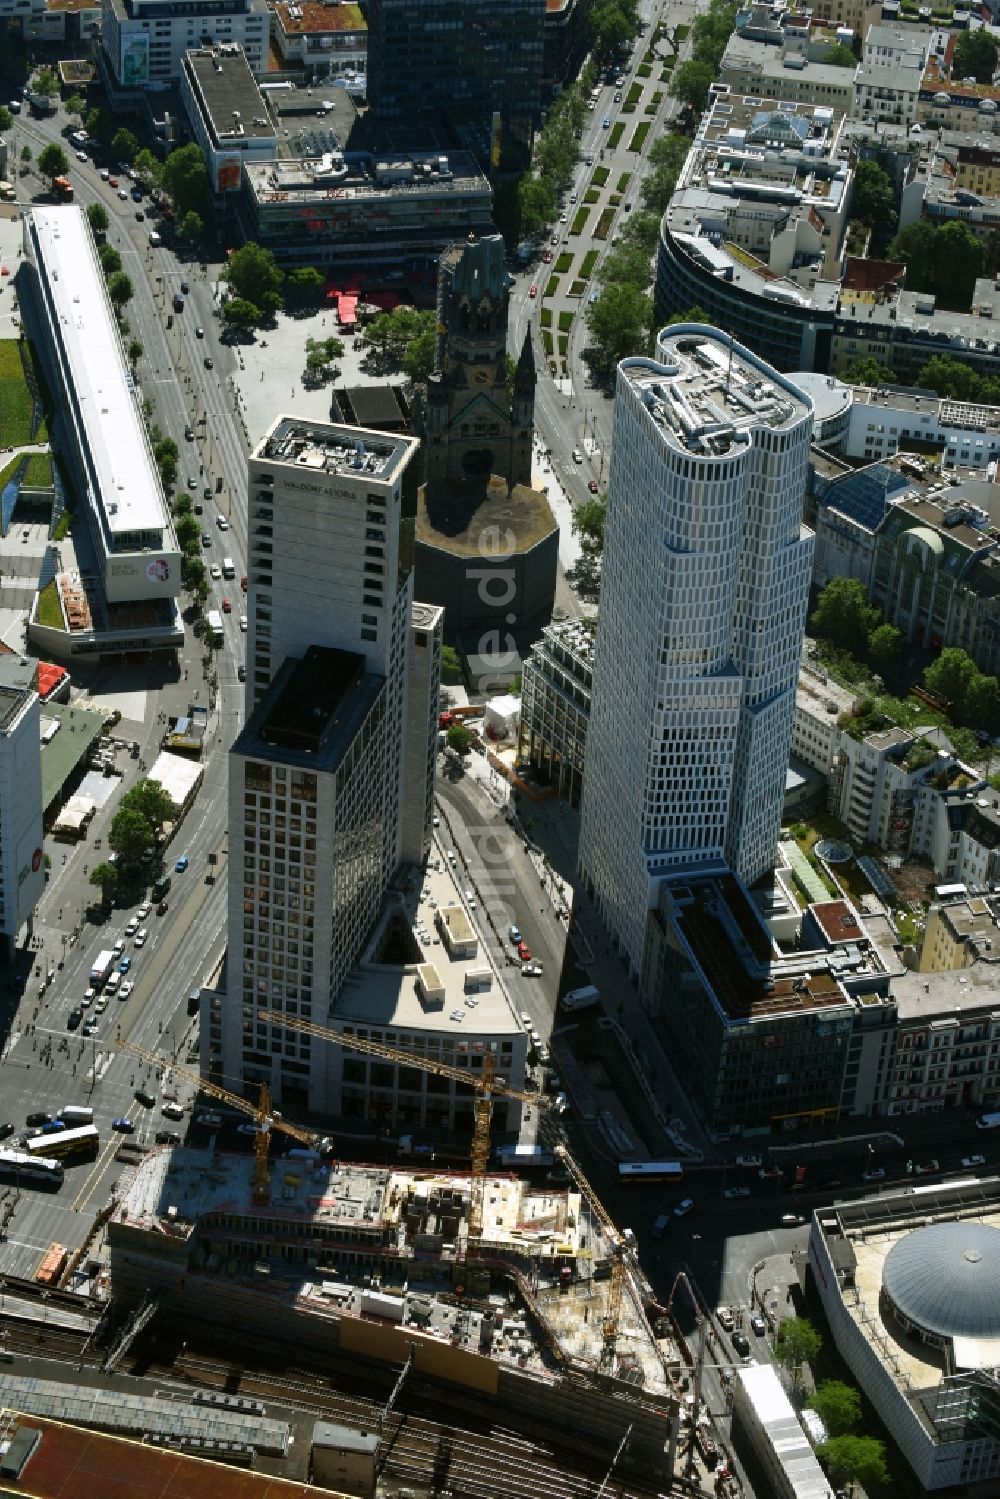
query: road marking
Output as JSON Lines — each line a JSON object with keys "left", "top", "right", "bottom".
{"left": 70, "top": 1118, "right": 133, "bottom": 1213}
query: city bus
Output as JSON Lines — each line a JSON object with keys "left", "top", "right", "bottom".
{"left": 206, "top": 609, "right": 224, "bottom": 646}
{"left": 618, "top": 1161, "right": 684, "bottom": 1184}
{"left": 0, "top": 1148, "right": 64, "bottom": 1188}
{"left": 25, "top": 1124, "right": 99, "bottom": 1161}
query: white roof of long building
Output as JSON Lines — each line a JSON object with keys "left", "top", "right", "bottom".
{"left": 30, "top": 207, "right": 167, "bottom": 538}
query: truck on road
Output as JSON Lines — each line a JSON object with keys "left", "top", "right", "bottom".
{"left": 90, "top": 949, "right": 115, "bottom": 987}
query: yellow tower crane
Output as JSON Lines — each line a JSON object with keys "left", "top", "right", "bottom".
{"left": 122, "top": 1040, "right": 321, "bottom": 1205}
{"left": 555, "top": 1144, "right": 629, "bottom": 1369}
{"left": 257, "top": 1009, "right": 548, "bottom": 1238}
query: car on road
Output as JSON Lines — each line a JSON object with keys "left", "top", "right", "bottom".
{"left": 94, "top": 995, "right": 109, "bottom": 1013}
{"left": 674, "top": 1198, "right": 695, "bottom": 1217}
{"left": 76, "top": 149, "right": 88, "bottom": 162}
{"left": 180, "top": 280, "right": 190, "bottom": 294}
{"left": 517, "top": 941, "right": 532, "bottom": 961}
{"left": 237, "top": 664, "right": 246, "bottom": 681}
{"left": 602, "top": 116, "right": 611, "bottom": 128}
{"left": 750, "top": 1313, "right": 767, "bottom": 1337}
{"left": 559, "top": 211, "right": 567, "bottom": 223}
{"left": 962, "top": 1154, "right": 986, "bottom": 1168}
{"left": 204, "top": 356, "right": 213, "bottom": 369}
{"left": 118, "top": 981, "right": 134, "bottom": 1000}
{"left": 780, "top": 1213, "right": 803, "bottom": 1226}
{"left": 113, "top": 937, "right": 127, "bottom": 954}
{"left": 758, "top": 1167, "right": 782, "bottom": 1179}
{"left": 113, "top": 1117, "right": 135, "bottom": 1133}
{"left": 542, "top": 250, "right": 553, "bottom": 263}
{"left": 108, "top": 176, "right": 119, "bottom": 188}
{"left": 210, "top": 563, "right": 222, "bottom": 579}
{"left": 155, "top": 1129, "right": 181, "bottom": 1145}
{"left": 195, "top": 326, "right": 204, "bottom": 338}
{"left": 135, "top": 210, "right": 144, "bottom": 221}
{"left": 138, "top": 903, "right": 151, "bottom": 919}
{"left": 131, "top": 188, "right": 142, "bottom": 201}
{"left": 67, "top": 1006, "right": 83, "bottom": 1030}
{"left": 863, "top": 1166, "right": 885, "bottom": 1182}
{"left": 217, "top": 515, "right": 229, "bottom": 530}
{"left": 914, "top": 1159, "right": 940, "bottom": 1176}
{"left": 134, "top": 928, "right": 148, "bottom": 947}
{"left": 716, "top": 1307, "right": 735, "bottom": 1332}
{"left": 82, "top": 989, "right": 95, "bottom": 1006}
{"left": 0, "top": 1123, "right": 14, "bottom": 1141}
{"left": 202, "top": 531, "right": 213, "bottom": 548}
{"left": 237, "top": 1122, "right": 261, "bottom": 1135}
{"left": 550, "top": 233, "right": 559, "bottom": 247}
{"left": 529, "top": 284, "right": 538, "bottom": 298}
{"left": 736, "top": 1154, "right": 762, "bottom": 1168}
{"left": 117, "top": 188, "right": 128, "bottom": 200}
{"left": 509, "top": 925, "right": 522, "bottom": 943}
{"left": 100, "top": 168, "right": 110, "bottom": 181}
{"left": 722, "top": 1186, "right": 750, "bottom": 1200}
{"left": 447, "top": 850, "right": 457, "bottom": 864}
{"left": 82, "top": 1018, "right": 98, "bottom": 1037}
{"left": 522, "top": 963, "right": 543, "bottom": 977}
{"left": 156, "top": 899, "right": 169, "bottom": 915}
{"left": 588, "top": 479, "right": 599, "bottom": 492}
{"left": 187, "top": 476, "right": 198, "bottom": 490}
{"left": 184, "top": 424, "right": 194, "bottom": 441}
{"left": 118, "top": 956, "right": 131, "bottom": 973}
{"left": 239, "top": 613, "right": 247, "bottom": 632}
{"left": 221, "top": 597, "right": 232, "bottom": 613}
{"left": 175, "top": 854, "right": 189, "bottom": 872}
{"left": 162, "top": 1102, "right": 184, "bottom": 1120}
{"left": 125, "top": 919, "right": 138, "bottom": 937}
{"left": 241, "top": 575, "right": 248, "bottom": 592}
{"left": 572, "top": 448, "right": 583, "bottom": 463}
{"left": 135, "top": 1088, "right": 156, "bottom": 1108}
{"left": 463, "top": 888, "right": 476, "bottom": 908}
{"left": 732, "top": 1331, "right": 751, "bottom": 1359}
{"left": 614, "top": 90, "right": 622, "bottom": 102}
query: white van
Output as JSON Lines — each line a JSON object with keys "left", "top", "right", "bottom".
{"left": 222, "top": 557, "right": 236, "bottom": 579}
{"left": 58, "top": 1105, "right": 94, "bottom": 1125}
{"left": 105, "top": 971, "right": 121, "bottom": 995}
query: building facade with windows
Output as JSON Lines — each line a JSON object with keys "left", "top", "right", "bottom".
{"left": 578, "top": 326, "right": 814, "bottom": 985}
{"left": 179, "top": 45, "right": 277, "bottom": 195}
{"left": 100, "top": 0, "right": 269, "bottom": 96}
{"left": 517, "top": 619, "right": 596, "bottom": 808}
{"left": 0, "top": 658, "right": 44, "bottom": 958}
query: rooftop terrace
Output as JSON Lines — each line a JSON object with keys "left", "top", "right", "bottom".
{"left": 257, "top": 416, "right": 416, "bottom": 486}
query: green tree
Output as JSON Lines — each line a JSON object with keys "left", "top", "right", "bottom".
{"left": 841, "top": 356, "right": 897, "bottom": 386}
{"left": 590, "top": 1, "right": 636, "bottom": 56}
{"left": 808, "top": 1380, "right": 862, "bottom": 1437}
{"left": 818, "top": 1435, "right": 890, "bottom": 1490}
{"left": 824, "top": 42, "right": 857, "bottom": 67}
{"left": 132, "top": 148, "right": 162, "bottom": 186}
{"left": 125, "top": 778, "right": 174, "bottom": 829}
{"left": 519, "top": 174, "right": 557, "bottom": 235}
{"left": 64, "top": 93, "right": 85, "bottom": 123}
{"left": 868, "top": 622, "right": 903, "bottom": 669}
{"left": 37, "top": 142, "right": 69, "bottom": 186}
{"left": 810, "top": 577, "right": 880, "bottom": 655}
{"left": 0, "top": 106, "right": 12, "bottom": 133}
{"left": 222, "top": 296, "right": 262, "bottom": 330}
{"left": 127, "top": 338, "right": 143, "bottom": 367}
{"left": 670, "top": 59, "right": 714, "bottom": 112}
{"left": 599, "top": 240, "right": 653, "bottom": 291}
{"left": 853, "top": 160, "right": 896, "bottom": 234}
{"left": 108, "top": 806, "right": 155, "bottom": 864}
{"left": 923, "top": 647, "right": 979, "bottom": 712}
{"left": 572, "top": 495, "right": 607, "bottom": 554}
{"left": 172, "top": 492, "right": 193, "bottom": 517}
{"left": 691, "top": 0, "right": 738, "bottom": 70}
{"left": 641, "top": 133, "right": 690, "bottom": 215}
{"left": 84, "top": 106, "right": 107, "bottom": 138}
{"left": 916, "top": 354, "right": 984, "bottom": 402}
{"left": 447, "top": 722, "right": 475, "bottom": 755}
{"left": 620, "top": 209, "right": 661, "bottom": 256}
{"left": 20, "top": 145, "right": 31, "bottom": 168}
{"left": 97, "top": 243, "right": 122, "bottom": 275}
{"left": 180, "top": 209, "right": 204, "bottom": 243}
{"left": 967, "top": 672, "right": 1000, "bottom": 735}
{"left": 953, "top": 28, "right": 1000, "bottom": 84}
{"left": 85, "top": 201, "right": 109, "bottom": 237}
{"left": 286, "top": 265, "right": 325, "bottom": 301}
{"left": 182, "top": 554, "right": 206, "bottom": 591}
{"left": 773, "top": 1317, "right": 822, "bottom": 1375}
{"left": 160, "top": 142, "right": 211, "bottom": 221}
{"left": 107, "top": 270, "right": 134, "bottom": 310}
{"left": 31, "top": 67, "right": 59, "bottom": 98}
{"left": 402, "top": 321, "right": 437, "bottom": 383}
{"left": 441, "top": 644, "right": 462, "bottom": 684}
{"left": 111, "top": 127, "right": 138, "bottom": 162}
{"left": 889, "top": 220, "right": 984, "bottom": 308}
{"left": 89, "top": 862, "right": 118, "bottom": 899}
{"left": 221, "top": 241, "right": 283, "bottom": 311}
{"left": 667, "top": 304, "right": 715, "bottom": 326}
{"left": 586, "top": 282, "right": 651, "bottom": 368}
{"left": 175, "top": 513, "right": 202, "bottom": 551}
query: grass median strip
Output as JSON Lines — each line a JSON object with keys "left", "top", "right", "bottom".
{"left": 629, "top": 122, "right": 651, "bottom": 152}
{"left": 581, "top": 250, "right": 599, "bottom": 276}
{"left": 592, "top": 166, "right": 610, "bottom": 187}
{"left": 555, "top": 252, "right": 573, "bottom": 274}
{"left": 570, "top": 208, "right": 589, "bottom": 235}
{"left": 544, "top": 275, "right": 560, "bottom": 298}
{"left": 609, "top": 122, "right": 625, "bottom": 148}
{"left": 617, "top": 172, "right": 632, "bottom": 192}
{"left": 558, "top": 310, "right": 574, "bottom": 332}
{"left": 595, "top": 208, "right": 614, "bottom": 239}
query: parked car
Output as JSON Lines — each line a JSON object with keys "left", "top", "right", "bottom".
{"left": 155, "top": 1130, "right": 181, "bottom": 1145}
{"left": 716, "top": 1307, "right": 735, "bottom": 1332}
{"left": 522, "top": 963, "right": 543, "bottom": 977}
{"left": 863, "top": 1166, "right": 885, "bottom": 1182}
{"left": 674, "top": 1198, "right": 694, "bottom": 1217}
{"left": 750, "top": 1313, "right": 767, "bottom": 1337}
{"left": 735, "top": 1154, "right": 762, "bottom": 1168}
{"left": 156, "top": 900, "right": 169, "bottom": 915}
{"left": 137, "top": 903, "right": 151, "bottom": 919}
{"left": 780, "top": 1213, "right": 803, "bottom": 1226}
{"left": 962, "top": 1154, "right": 986, "bottom": 1168}
{"left": 914, "top": 1159, "right": 940, "bottom": 1176}
{"left": 722, "top": 1186, "right": 750, "bottom": 1200}
{"left": 113, "top": 1117, "right": 135, "bottom": 1133}
{"left": 134, "top": 928, "right": 148, "bottom": 947}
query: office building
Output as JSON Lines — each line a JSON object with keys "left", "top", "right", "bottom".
{"left": 401, "top": 601, "right": 444, "bottom": 866}
{"left": 179, "top": 45, "right": 277, "bottom": 196}
{"left": 579, "top": 326, "right": 814, "bottom": 984}
{"left": 100, "top": 0, "right": 269, "bottom": 97}
{"left": 364, "top": 0, "right": 545, "bottom": 168}
{"left": 23, "top": 207, "right": 183, "bottom": 660}
{"left": 269, "top": 1, "right": 367, "bottom": 82}
{"left": 0, "top": 658, "right": 45, "bottom": 957}
{"left": 240, "top": 150, "right": 493, "bottom": 271}
{"left": 518, "top": 619, "right": 596, "bottom": 807}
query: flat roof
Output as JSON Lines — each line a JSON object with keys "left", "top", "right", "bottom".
{"left": 183, "top": 46, "right": 275, "bottom": 144}
{"left": 735, "top": 1365, "right": 831, "bottom": 1499}
{"left": 28, "top": 208, "right": 168, "bottom": 540}
{"left": 257, "top": 415, "right": 418, "bottom": 489}
{"left": 245, "top": 151, "right": 490, "bottom": 209}
{"left": 335, "top": 853, "right": 522, "bottom": 1037}
{"left": 620, "top": 327, "right": 811, "bottom": 460}
{"left": 274, "top": 0, "right": 365, "bottom": 33}
{"left": 236, "top": 647, "right": 384, "bottom": 771}
{"left": 39, "top": 700, "right": 105, "bottom": 810}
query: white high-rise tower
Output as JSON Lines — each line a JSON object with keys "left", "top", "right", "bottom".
{"left": 579, "top": 326, "right": 814, "bottom": 982}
